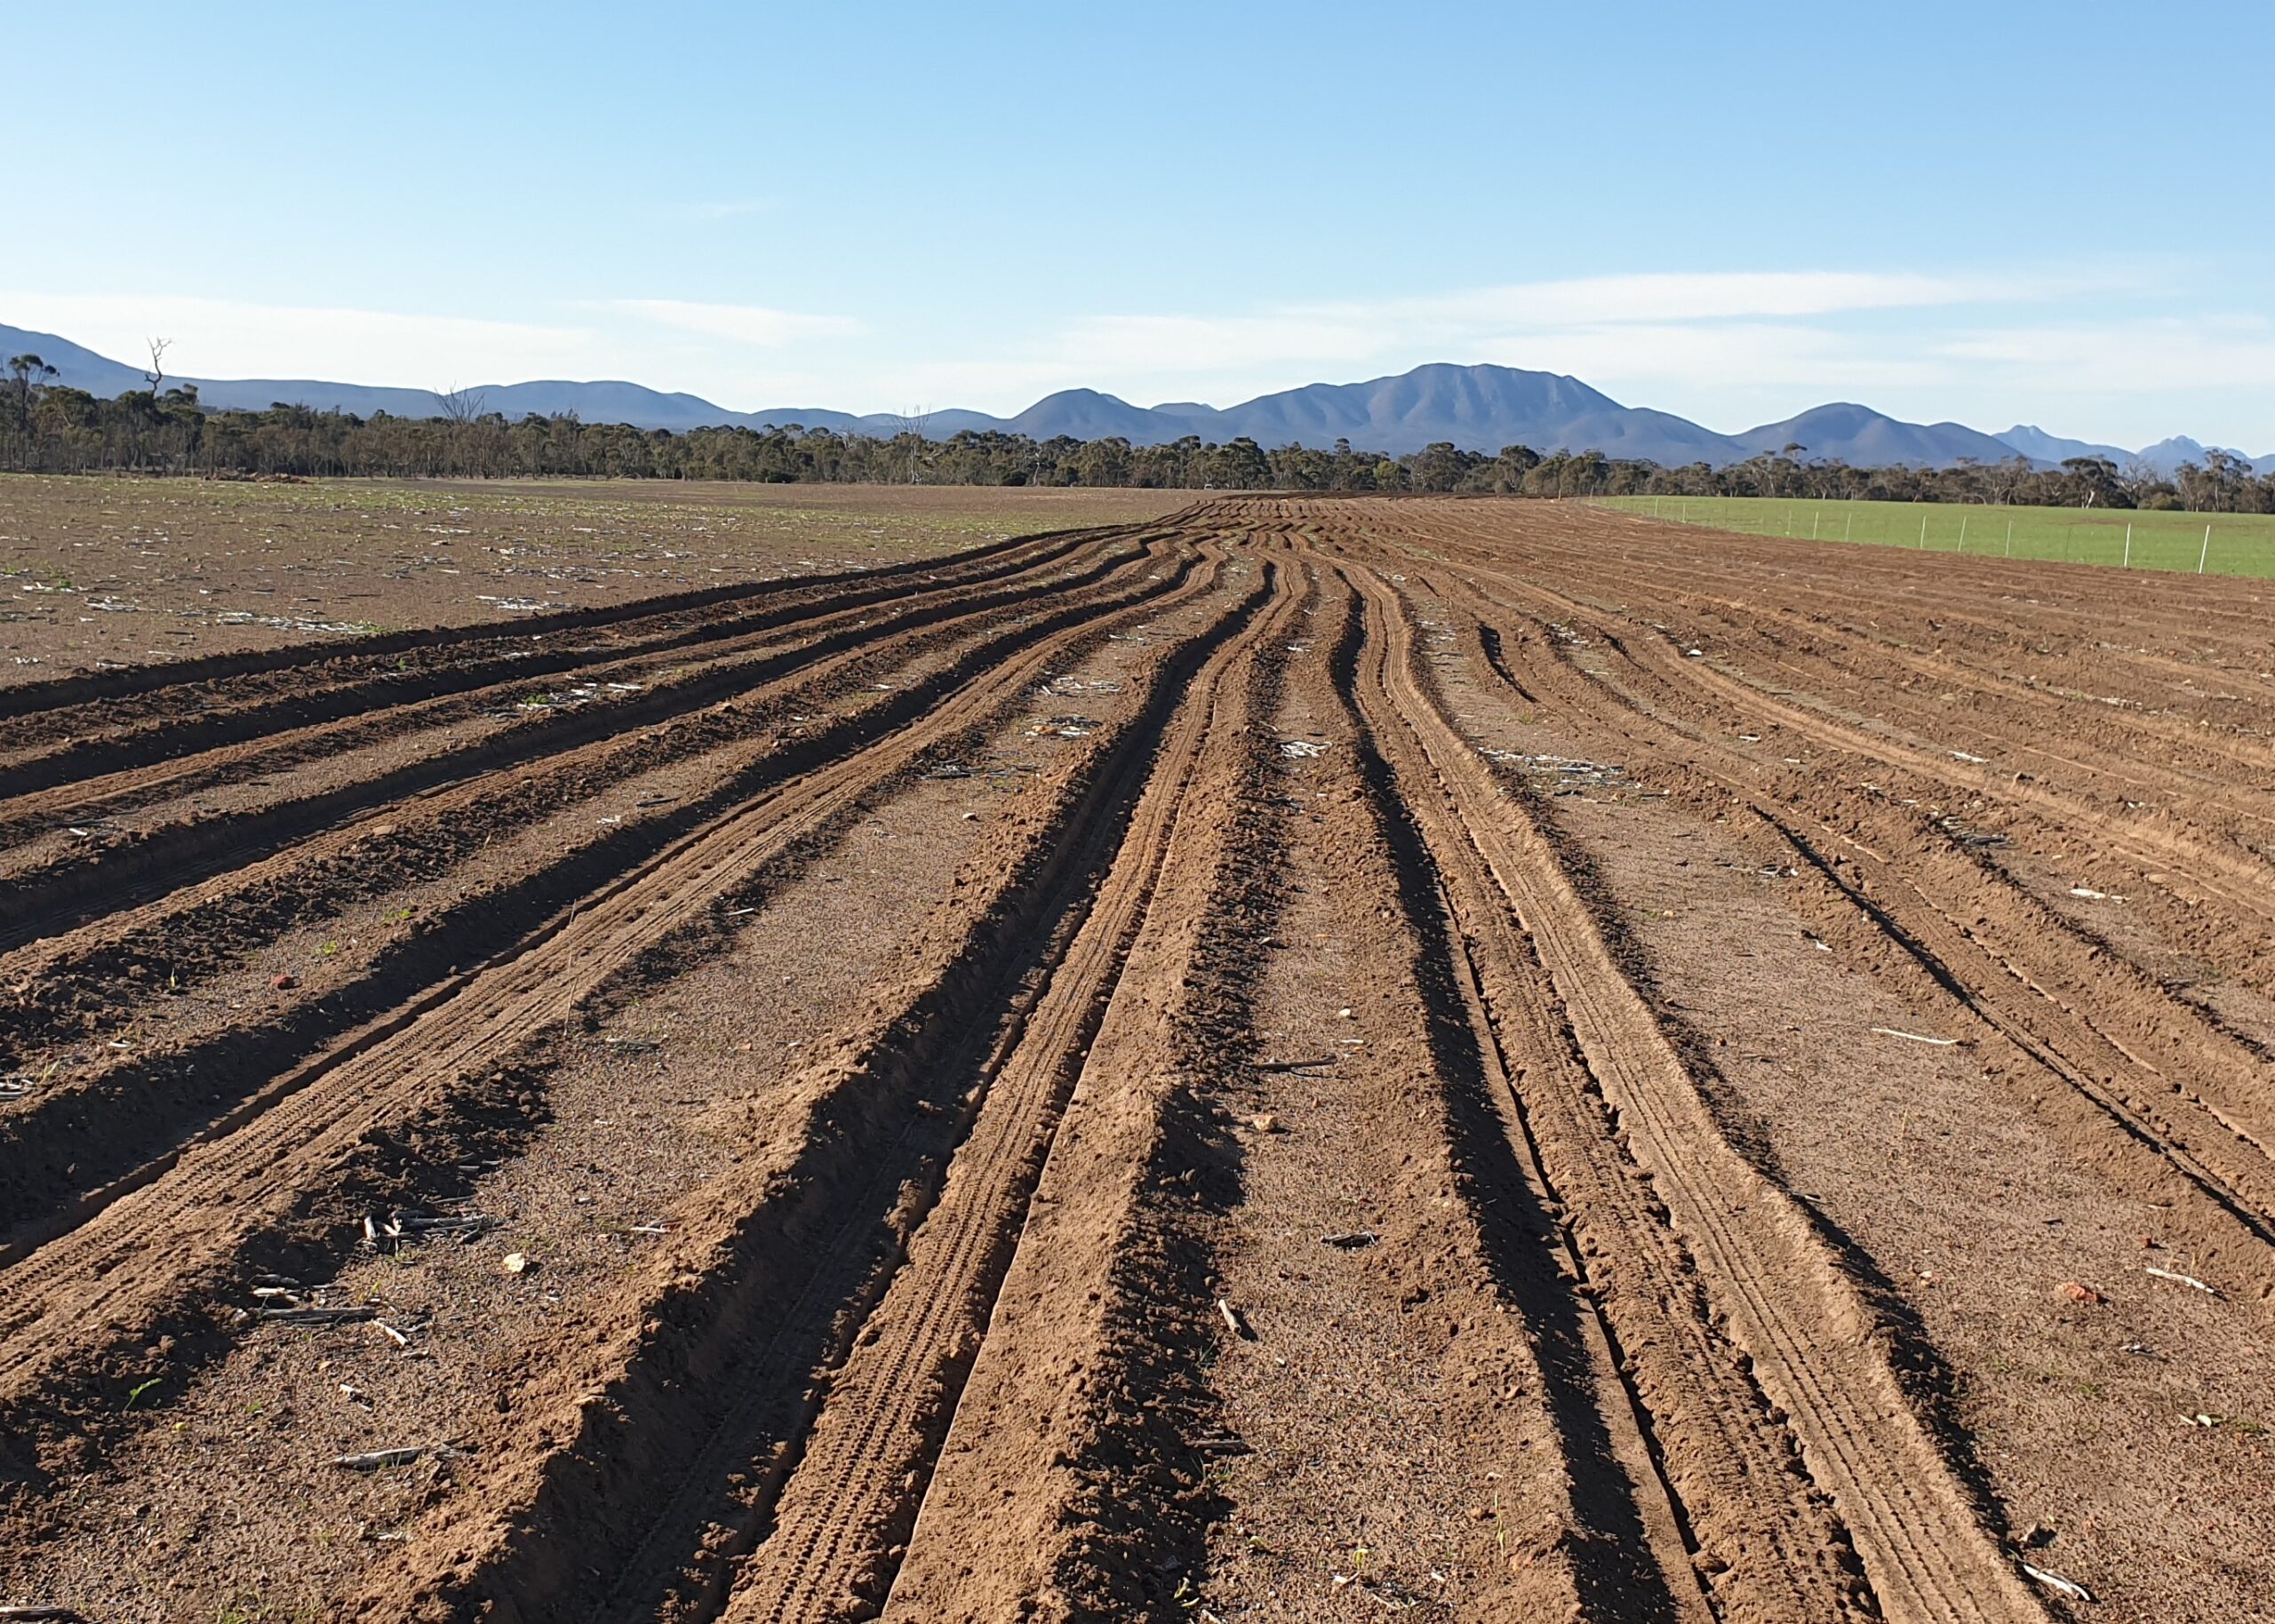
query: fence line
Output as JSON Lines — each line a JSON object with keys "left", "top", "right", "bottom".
{"left": 1588, "top": 498, "right": 2267, "bottom": 580}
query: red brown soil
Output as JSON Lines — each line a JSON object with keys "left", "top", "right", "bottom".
{"left": 2, "top": 495, "right": 2271, "bottom": 1624}
{"left": 0, "top": 474, "right": 1193, "bottom": 682}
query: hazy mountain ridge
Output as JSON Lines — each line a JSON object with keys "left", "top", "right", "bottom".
{"left": 1993, "top": 422, "right": 2268, "bottom": 475}
{"left": 5, "top": 322, "right": 2264, "bottom": 474}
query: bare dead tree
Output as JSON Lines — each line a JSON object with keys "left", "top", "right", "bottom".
{"left": 436, "top": 384, "right": 489, "bottom": 426}
{"left": 145, "top": 337, "right": 172, "bottom": 397}
{"left": 887, "top": 404, "right": 935, "bottom": 483}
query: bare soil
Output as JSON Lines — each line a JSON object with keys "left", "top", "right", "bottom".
{"left": 3, "top": 493, "right": 2271, "bottom": 1624}
{"left": 0, "top": 475, "right": 1193, "bottom": 682}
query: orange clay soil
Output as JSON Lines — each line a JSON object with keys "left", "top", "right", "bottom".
{"left": 2, "top": 495, "right": 2271, "bottom": 1624}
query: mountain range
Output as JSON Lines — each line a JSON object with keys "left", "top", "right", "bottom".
{"left": 5, "top": 322, "right": 2266, "bottom": 476}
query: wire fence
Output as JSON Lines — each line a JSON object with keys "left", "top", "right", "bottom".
{"left": 1591, "top": 496, "right": 2275, "bottom": 579}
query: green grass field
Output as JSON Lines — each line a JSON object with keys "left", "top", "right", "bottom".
{"left": 1592, "top": 495, "right": 2275, "bottom": 579}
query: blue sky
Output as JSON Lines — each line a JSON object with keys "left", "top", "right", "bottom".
{"left": 12, "top": 1, "right": 2274, "bottom": 449}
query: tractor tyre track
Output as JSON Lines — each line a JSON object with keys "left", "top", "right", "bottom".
{"left": 0, "top": 545, "right": 1228, "bottom": 1469}
{"left": 1339, "top": 558, "right": 2048, "bottom": 1624}
{"left": 355, "top": 555, "right": 1278, "bottom": 1624}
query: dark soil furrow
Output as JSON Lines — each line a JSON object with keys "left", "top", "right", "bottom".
{"left": 1345, "top": 559, "right": 2049, "bottom": 1623}
{"left": 715, "top": 555, "right": 1299, "bottom": 1624}
{"left": 0, "top": 549, "right": 1230, "bottom": 1468}
{"left": 0, "top": 535, "right": 1169, "bottom": 1095}
{"left": 1438, "top": 569, "right": 2275, "bottom": 1265}
{"left": 355, "top": 554, "right": 1275, "bottom": 1624}
{"left": 0, "top": 523, "right": 1111, "bottom": 854}
{"left": 0, "top": 532, "right": 1144, "bottom": 948}
{"left": 0, "top": 520, "right": 1124, "bottom": 733}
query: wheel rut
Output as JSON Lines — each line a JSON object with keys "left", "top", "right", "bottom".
{"left": 1337, "top": 557, "right": 2048, "bottom": 1624}
{"left": 0, "top": 540, "right": 1190, "bottom": 1238}
{"left": 353, "top": 546, "right": 1274, "bottom": 1624}
{"left": 714, "top": 555, "right": 1303, "bottom": 1624}
{"left": 1434, "top": 566, "right": 2275, "bottom": 1287}
{"left": 0, "top": 545, "right": 1225, "bottom": 1444}
{"left": 0, "top": 529, "right": 1138, "bottom": 949}
{"left": 8, "top": 496, "right": 2270, "bottom": 1624}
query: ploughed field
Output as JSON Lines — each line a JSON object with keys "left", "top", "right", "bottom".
{"left": 2, "top": 495, "right": 2271, "bottom": 1623}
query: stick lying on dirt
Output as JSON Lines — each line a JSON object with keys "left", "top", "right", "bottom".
{"left": 333, "top": 1446, "right": 424, "bottom": 1471}
{"left": 392, "top": 1213, "right": 493, "bottom": 1237}
{"left": 1216, "top": 1298, "right": 1255, "bottom": 1340}
{"left": 1321, "top": 1230, "right": 1379, "bottom": 1249}
{"left": 1871, "top": 1026, "right": 1963, "bottom": 1047}
{"left": 2020, "top": 1562, "right": 2095, "bottom": 1603}
{"left": 332, "top": 1444, "right": 460, "bottom": 1471}
{"left": 2145, "top": 1265, "right": 2222, "bottom": 1297}
{"left": 1255, "top": 1055, "right": 1337, "bottom": 1072}
{"left": 1189, "top": 1433, "right": 1253, "bottom": 1457}
{"left": 261, "top": 1305, "right": 379, "bottom": 1326}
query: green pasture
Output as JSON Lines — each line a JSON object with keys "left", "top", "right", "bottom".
{"left": 1592, "top": 495, "right": 2275, "bottom": 579}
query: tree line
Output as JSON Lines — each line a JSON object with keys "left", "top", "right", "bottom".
{"left": 5, "top": 353, "right": 2268, "bottom": 513}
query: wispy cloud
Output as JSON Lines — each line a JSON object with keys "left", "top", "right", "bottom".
{"left": 0, "top": 291, "right": 594, "bottom": 387}
{"left": 1379, "top": 268, "right": 2083, "bottom": 328}
{"left": 1934, "top": 314, "right": 2275, "bottom": 390}
{"left": 993, "top": 268, "right": 2101, "bottom": 391}
{"left": 877, "top": 263, "right": 2238, "bottom": 443}
{"left": 1054, "top": 313, "right": 1385, "bottom": 373}
{"left": 0, "top": 290, "right": 862, "bottom": 406}
{"left": 605, "top": 299, "right": 865, "bottom": 346}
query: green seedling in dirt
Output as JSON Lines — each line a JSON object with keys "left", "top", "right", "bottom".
{"left": 126, "top": 1376, "right": 164, "bottom": 1409}
{"left": 319, "top": 941, "right": 339, "bottom": 957}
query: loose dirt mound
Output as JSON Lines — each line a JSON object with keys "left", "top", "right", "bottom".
{"left": 3, "top": 498, "right": 2269, "bottom": 1623}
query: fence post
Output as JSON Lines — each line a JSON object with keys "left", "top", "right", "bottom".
{"left": 2123, "top": 522, "right": 2131, "bottom": 568}
{"left": 2199, "top": 522, "right": 2212, "bottom": 574}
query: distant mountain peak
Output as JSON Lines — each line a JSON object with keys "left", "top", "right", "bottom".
{"left": 3, "top": 319, "right": 2261, "bottom": 473}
